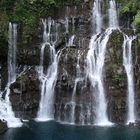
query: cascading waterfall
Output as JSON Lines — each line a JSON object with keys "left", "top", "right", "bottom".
{"left": 8, "top": 23, "right": 17, "bottom": 83}
{"left": 109, "top": 0, "right": 136, "bottom": 124}
{"left": 67, "top": 35, "right": 75, "bottom": 47}
{"left": 65, "top": 17, "right": 75, "bottom": 47}
{"left": 70, "top": 52, "right": 82, "bottom": 124}
{"left": 69, "top": 79, "right": 78, "bottom": 124}
{"left": 87, "top": 29, "right": 113, "bottom": 126}
{"left": 92, "top": 0, "right": 102, "bottom": 33}
{"left": 37, "top": 19, "right": 52, "bottom": 78}
{"left": 123, "top": 35, "right": 136, "bottom": 124}
{"left": 109, "top": 0, "right": 118, "bottom": 28}
{"left": 65, "top": 17, "right": 69, "bottom": 34}
{"left": 0, "top": 23, "right": 22, "bottom": 127}
{"left": 0, "top": 0, "right": 138, "bottom": 129}
{"left": 38, "top": 45, "right": 59, "bottom": 121}
{"left": 37, "top": 19, "right": 61, "bottom": 121}
{"left": 86, "top": 0, "right": 119, "bottom": 126}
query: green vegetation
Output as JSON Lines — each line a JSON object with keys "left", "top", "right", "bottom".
{"left": 0, "top": 0, "right": 81, "bottom": 44}
{"left": 119, "top": 0, "right": 140, "bottom": 45}
{"left": 120, "top": 0, "right": 140, "bottom": 27}
{"left": 1, "top": 0, "right": 140, "bottom": 45}
{"left": 112, "top": 74, "right": 124, "bottom": 83}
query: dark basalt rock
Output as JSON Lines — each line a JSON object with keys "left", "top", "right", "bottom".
{"left": 0, "top": 36, "right": 8, "bottom": 65}
{"left": 0, "top": 64, "right": 8, "bottom": 91}
{"left": 17, "top": 45, "right": 40, "bottom": 66}
{"left": 0, "top": 120, "right": 8, "bottom": 134}
{"left": 135, "top": 37, "right": 140, "bottom": 120}
{"left": 55, "top": 47, "right": 95, "bottom": 124}
{"left": 105, "top": 30, "right": 127, "bottom": 123}
{"left": 9, "top": 68, "right": 41, "bottom": 120}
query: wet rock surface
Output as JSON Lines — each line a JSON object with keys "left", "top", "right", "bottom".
{"left": 135, "top": 37, "right": 140, "bottom": 120}
{"left": 9, "top": 68, "right": 40, "bottom": 120}
{"left": 54, "top": 47, "right": 91, "bottom": 124}
{"left": 105, "top": 30, "right": 127, "bottom": 123}
{"left": 0, "top": 120, "right": 8, "bottom": 134}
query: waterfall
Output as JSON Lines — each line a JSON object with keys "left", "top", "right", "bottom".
{"left": 92, "top": 0, "right": 102, "bottom": 33}
{"left": 37, "top": 19, "right": 61, "bottom": 121}
{"left": 70, "top": 52, "right": 82, "bottom": 124}
{"left": 8, "top": 23, "right": 17, "bottom": 83}
{"left": 65, "top": 17, "right": 69, "bottom": 34}
{"left": 109, "top": 0, "right": 136, "bottom": 124}
{"left": 70, "top": 79, "right": 78, "bottom": 124}
{"left": 0, "top": 23, "right": 22, "bottom": 127}
{"left": 123, "top": 35, "right": 136, "bottom": 124}
{"left": 87, "top": 29, "right": 113, "bottom": 126}
{"left": 0, "top": 0, "right": 137, "bottom": 128}
{"left": 67, "top": 35, "right": 75, "bottom": 47}
{"left": 109, "top": 0, "right": 118, "bottom": 28}
{"left": 86, "top": 0, "right": 119, "bottom": 126}
{"left": 86, "top": 0, "right": 136, "bottom": 126}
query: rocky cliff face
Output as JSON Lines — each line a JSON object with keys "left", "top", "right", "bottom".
{"left": 54, "top": 29, "right": 140, "bottom": 124}
{"left": 0, "top": 0, "right": 140, "bottom": 125}
{"left": 105, "top": 30, "right": 127, "bottom": 123}
{"left": 135, "top": 38, "right": 140, "bottom": 121}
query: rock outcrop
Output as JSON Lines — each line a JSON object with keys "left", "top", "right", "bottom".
{"left": 105, "top": 30, "right": 127, "bottom": 123}
{"left": 9, "top": 68, "right": 40, "bottom": 120}
{"left": 0, "top": 120, "right": 8, "bottom": 134}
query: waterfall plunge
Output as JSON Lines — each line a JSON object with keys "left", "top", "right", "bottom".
{"left": 87, "top": 29, "right": 113, "bottom": 126}
{"left": 37, "top": 19, "right": 61, "bottom": 121}
{"left": 123, "top": 35, "right": 136, "bottom": 124}
{"left": 0, "top": 23, "right": 22, "bottom": 128}
{"left": 86, "top": 0, "right": 119, "bottom": 126}
{"left": 70, "top": 52, "right": 83, "bottom": 124}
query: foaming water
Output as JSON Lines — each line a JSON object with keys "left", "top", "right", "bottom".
{"left": 87, "top": 29, "right": 113, "bottom": 126}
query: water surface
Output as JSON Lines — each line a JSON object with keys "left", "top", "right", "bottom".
{"left": 1, "top": 121, "right": 140, "bottom": 140}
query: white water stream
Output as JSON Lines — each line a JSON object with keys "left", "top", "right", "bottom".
{"left": 37, "top": 19, "right": 61, "bottom": 121}
{"left": 0, "top": 23, "right": 22, "bottom": 128}
{"left": 123, "top": 35, "right": 136, "bottom": 124}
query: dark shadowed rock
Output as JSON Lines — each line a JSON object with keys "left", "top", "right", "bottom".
{"left": 9, "top": 68, "right": 41, "bottom": 120}
{"left": 0, "top": 120, "right": 8, "bottom": 134}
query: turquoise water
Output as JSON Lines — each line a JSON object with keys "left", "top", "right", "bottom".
{"left": 1, "top": 121, "right": 140, "bottom": 140}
